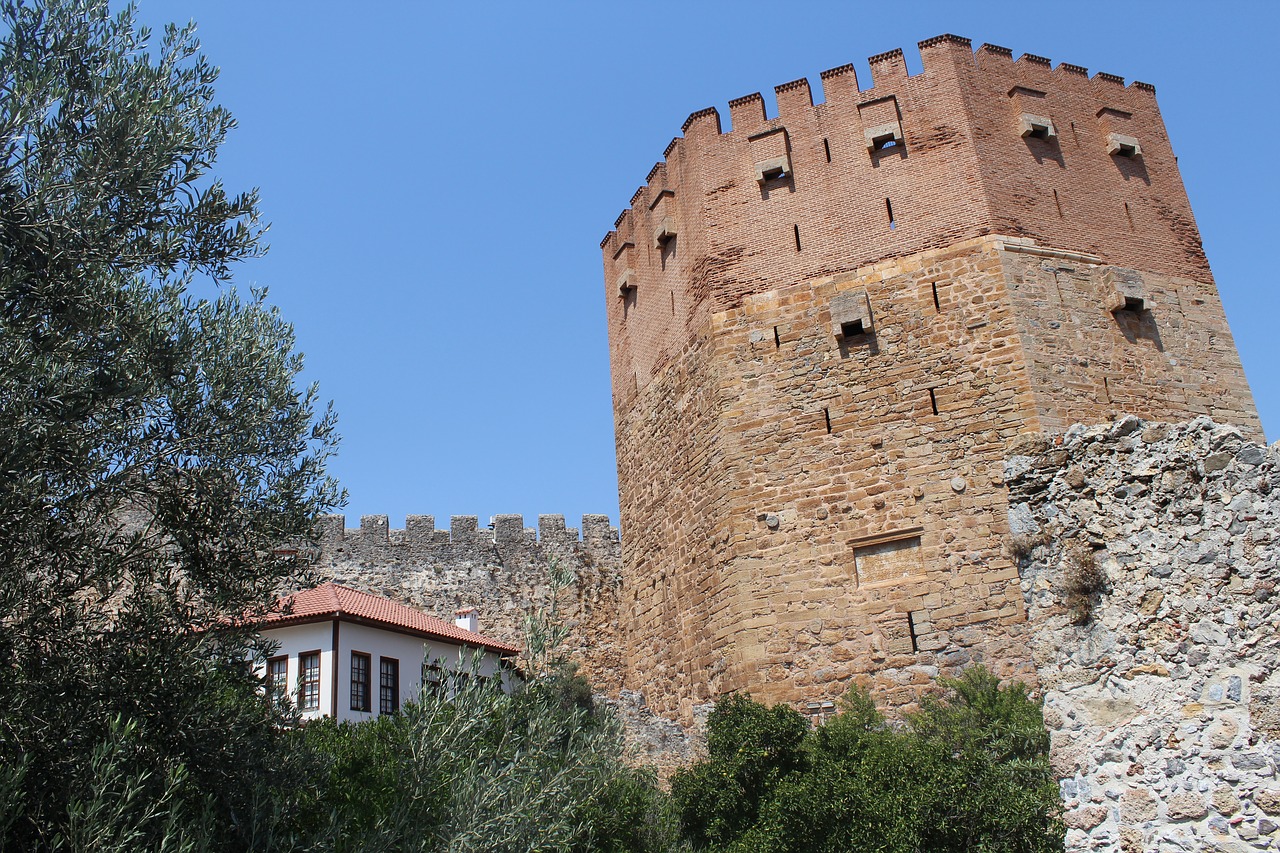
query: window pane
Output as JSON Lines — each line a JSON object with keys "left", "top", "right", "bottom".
{"left": 351, "top": 652, "right": 370, "bottom": 712}
{"left": 267, "top": 657, "right": 288, "bottom": 700}
{"left": 379, "top": 658, "right": 399, "bottom": 714}
{"left": 299, "top": 652, "right": 320, "bottom": 710}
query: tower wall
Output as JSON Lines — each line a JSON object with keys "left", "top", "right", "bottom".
{"left": 603, "top": 36, "right": 1260, "bottom": 721}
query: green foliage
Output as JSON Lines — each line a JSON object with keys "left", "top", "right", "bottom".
{"left": 289, "top": 713, "right": 415, "bottom": 844}
{"left": 907, "top": 668, "right": 1063, "bottom": 853}
{"left": 0, "top": 0, "right": 339, "bottom": 847}
{"left": 671, "top": 668, "right": 1064, "bottom": 853}
{"left": 670, "top": 694, "right": 809, "bottom": 849}
{"left": 287, "top": 661, "right": 680, "bottom": 853}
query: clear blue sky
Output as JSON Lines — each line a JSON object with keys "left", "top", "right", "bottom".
{"left": 141, "top": 1, "right": 1279, "bottom": 532}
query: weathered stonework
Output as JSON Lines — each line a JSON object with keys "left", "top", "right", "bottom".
{"left": 1009, "top": 417, "right": 1280, "bottom": 852}
{"left": 305, "top": 513, "right": 707, "bottom": 769}
{"left": 601, "top": 35, "right": 1260, "bottom": 721}
{"left": 309, "top": 513, "right": 625, "bottom": 692}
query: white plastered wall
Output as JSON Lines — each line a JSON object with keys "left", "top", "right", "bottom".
{"left": 260, "top": 620, "right": 513, "bottom": 724}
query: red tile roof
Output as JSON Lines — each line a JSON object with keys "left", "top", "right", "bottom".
{"left": 261, "top": 582, "right": 519, "bottom": 655}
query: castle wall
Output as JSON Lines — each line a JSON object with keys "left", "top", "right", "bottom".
{"left": 670, "top": 236, "right": 1045, "bottom": 716}
{"left": 602, "top": 35, "right": 1260, "bottom": 722}
{"left": 613, "top": 327, "right": 733, "bottom": 716}
{"left": 603, "top": 36, "right": 1216, "bottom": 397}
{"left": 308, "top": 513, "right": 624, "bottom": 691}
{"left": 1009, "top": 418, "right": 1280, "bottom": 852}
{"left": 999, "top": 245, "right": 1260, "bottom": 436}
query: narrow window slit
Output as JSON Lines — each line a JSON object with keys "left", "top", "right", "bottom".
{"left": 1102, "top": 376, "right": 1112, "bottom": 404}
{"left": 932, "top": 283, "right": 941, "bottom": 313}
{"left": 907, "top": 612, "right": 919, "bottom": 653}
{"left": 928, "top": 388, "right": 938, "bottom": 415}
{"left": 823, "top": 138, "right": 831, "bottom": 162}
{"left": 1053, "top": 189, "right": 1063, "bottom": 218}
{"left": 1124, "top": 202, "right": 1135, "bottom": 231}
{"left": 885, "top": 198, "right": 896, "bottom": 230}
{"left": 793, "top": 224, "right": 802, "bottom": 252}
{"left": 823, "top": 408, "right": 832, "bottom": 434}
{"left": 670, "top": 290, "right": 675, "bottom": 315}
{"left": 773, "top": 326, "right": 780, "bottom": 348}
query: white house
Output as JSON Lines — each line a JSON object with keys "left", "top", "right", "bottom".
{"left": 258, "top": 582, "right": 519, "bottom": 722}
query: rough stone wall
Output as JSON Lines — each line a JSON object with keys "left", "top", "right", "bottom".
{"left": 612, "top": 328, "right": 734, "bottom": 718}
{"left": 1009, "top": 418, "right": 1280, "bottom": 852}
{"left": 695, "top": 236, "right": 1042, "bottom": 716}
{"left": 309, "top": 513, "right": 625, "bottom": 692}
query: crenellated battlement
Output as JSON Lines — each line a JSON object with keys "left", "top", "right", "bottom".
{"left": 600, "top": 34, "right": 1164, "bottom": 275}
{"left": 599, "top": 33, "right": 1198, "bottom": 407}
{"left": 310, "top": 513, "right": 625, "bottom": 693}
{"left": 316, "top": 512, "right": 618, "bottom": 551}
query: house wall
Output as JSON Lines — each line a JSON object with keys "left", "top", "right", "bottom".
{"left": 260, "top": 621, "right": 334, "bottom": 720}
{"left": 261, "top": 620, "right": 511, "bottom": 723}
{"left": 333, "top": 621, "right": 510, "bottom": 723}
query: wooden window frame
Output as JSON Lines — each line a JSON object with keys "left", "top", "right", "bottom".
{"left": 379, "top": 656, "right": 400, "bottom": 715}
{"left": 350, "top": 651, "right": 371, "bottom": 712}
{"left": 424, "top": 661, "right": 445, "bottom": 697}
{"left": 298, "top": 650, "right": 322, "bottom": 711}
{"left": 266, "top": 655, "right": 288, "bottom": 701}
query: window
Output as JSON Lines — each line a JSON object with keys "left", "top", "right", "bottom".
{"left": 379, "top": 657, "right": 400, "bottom": 715}
{"left": 424, "top": 662, "right": 445, "bottom": 696}
{"left": 298, "top": 651, "right": 321, "bottom": 711}
{"left": 266, "top": 656, "right": 288, "bottom": 701}
{"left": 351, "top": 652, "right": 371, "bottom": 712}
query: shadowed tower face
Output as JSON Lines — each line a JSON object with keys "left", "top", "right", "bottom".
{"left": 600, "top": 35, "right": 1260, "bottom": 722}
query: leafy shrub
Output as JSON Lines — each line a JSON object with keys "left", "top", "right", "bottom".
{"left": 670, "top": 667, "right": 1063, "bottom": 853}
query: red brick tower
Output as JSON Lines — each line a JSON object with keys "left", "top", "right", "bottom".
{"left": 600, "top": 35, "right": 1259, "bottom": 721}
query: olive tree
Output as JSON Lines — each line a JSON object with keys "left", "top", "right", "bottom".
{"left": 0, "top": 1, "right": 340, "bottom": 847}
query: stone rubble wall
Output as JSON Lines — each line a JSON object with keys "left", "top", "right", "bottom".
{"left": 1008, "top": 417, "right": 1280, "bottom": 852}
{"left": 309, "top": 512, "right": 702, "bottom": 767}
{"left": 309, "top": 513, "right": 625, "bottom": 692}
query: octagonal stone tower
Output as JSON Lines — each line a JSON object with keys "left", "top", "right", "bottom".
{"left": 600, "top": 35, "right": 1260, "bottom": 721}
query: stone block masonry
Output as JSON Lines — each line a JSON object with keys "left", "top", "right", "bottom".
{"left": 309, "top": 513, "right": 625, "bottom": 691}
{"left": 601, "top": 34, "right": 1260, "bottom": 721}
{"left": 1009, "top": 418, "right": 1280, "bottom": 853}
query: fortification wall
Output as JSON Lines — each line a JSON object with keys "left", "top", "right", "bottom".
{"left": 602, "top": 35, "right": 1259, "bottom": 723}
{"left": 308, "top": 513, "right": 624, "bottom": 691}
{"left": 614, "top": 236, "right": 1260, "bottom": 721}
{"left": 603, "top": 35, "right": 1211, "bottom": 396}
{"left": 1000, "top": 245, "right": 1259, "bottom": 437}
{"left": 613, "top": 328, "right": 733, "bottom": 717}
{"left": 1009, "top": 418, "right": 1280, "bottom": 852}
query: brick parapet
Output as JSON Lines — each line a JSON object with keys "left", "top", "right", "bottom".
{"left": 602, "top": 35, "right": 1196, "bottom": 399}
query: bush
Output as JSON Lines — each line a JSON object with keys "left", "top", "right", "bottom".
{"left": 670, "top": 667, "right": 1063, "bottom": 853}
{"left": 291, "top": 662, "right": 680, "bottom": 853}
